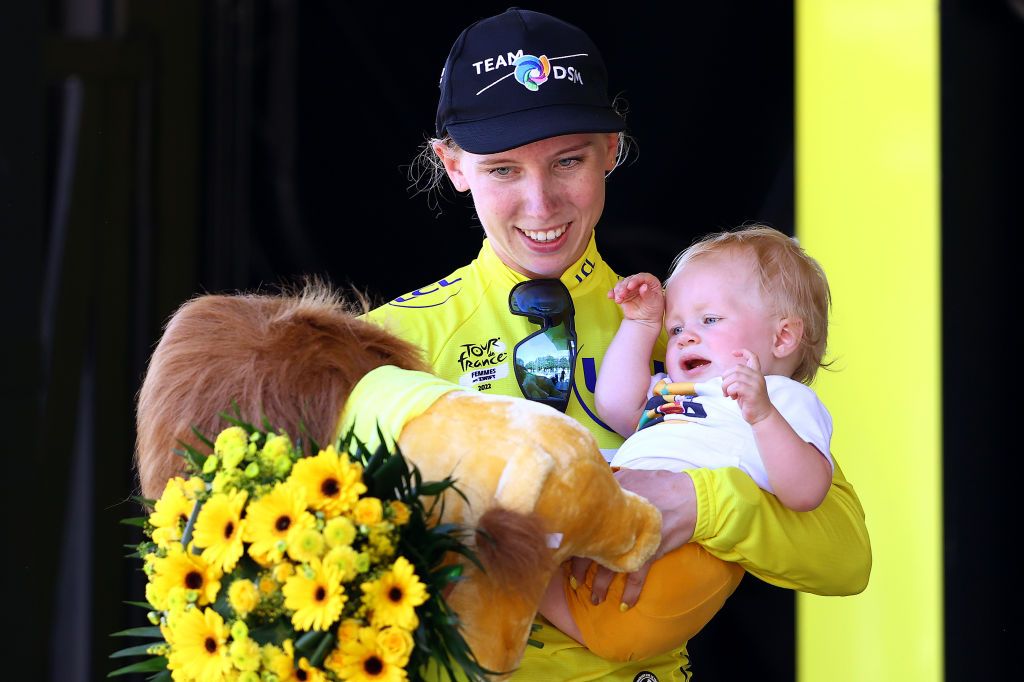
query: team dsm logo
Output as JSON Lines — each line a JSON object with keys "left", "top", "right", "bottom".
{"left": 473, "top": 50, "right": 585, "bottom": 93}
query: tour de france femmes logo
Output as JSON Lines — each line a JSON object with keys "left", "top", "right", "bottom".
{"left": 513, "top": 54, "right": 550, "bottom": 91}
{"left": 633, "top": 672, "right": 658, "bottom": 682}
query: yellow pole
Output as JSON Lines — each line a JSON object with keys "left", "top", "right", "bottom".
{"left": 796, "top": 1, "right": 941, "bottom": 681}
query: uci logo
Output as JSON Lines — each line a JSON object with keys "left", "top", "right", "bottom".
{"left": 389, "top": 277, "right": 462, "bottom": 309}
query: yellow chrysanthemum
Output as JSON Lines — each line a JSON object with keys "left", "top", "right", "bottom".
{"left": 388, "top": 501, "right": 411, "bottom": 526}
{"left": 361, "top": 557, "right": 428, "bottom": 630}
{"left": 287, "top": 446, "right": 366, "bottom": 516}
{"left": 192, "top": 489, "right": 248, "bottom": 573}
{"left": 261, "top": 433, "right": 292, "bottom": 463}
{"left": 287, "top": 527, "right": 326, "bottom": 564}
{"left": 323, "top": 516, "right": 357, "bottom": 548}
{"left": 332, "top": 626, "right": 407, "bottom": 682}
{"left": 211, "top": 469, "right": 244, "bottom": 494}
{"left": 368, "top": 529, "right": 396, "bottom": 560}
{"left": 149, "top": 477, "right": 197, "bottom": 548}
{"left": 165, "top": 607, "right": 232, "bottom": 682}
{"left": 377, "top": 626, "right": 414, "bottom": 667}
{"left": 227, "top": 579, "right": 260, "bottom": 616}
{"left": 272, "top": 562, "right": 295, "bottom": 583}
{"left": 243, "top": 482, "right": 315, "bottom": 565}
{"left": 282, "top": 558, "right": 346, "bottom": 631}
{"left": 261, "top": 642, "right": 292, "bottom": 678}
{"left": 259, "top": 575, "right": 278, "bottom": 595}
{"left": 214, "top": 426, "right": 249, "bottom": 470}
{"left": 150, "top": 545, "right": 222, "bottom": 609}
{"left": 229, "top": 636, "right": 261, "bottom": 672}
{"left": 353, "top": 497, "right": 384, "bottom": 526}
{"left": 323, "top": 545, "right": 361, "bottom": 582}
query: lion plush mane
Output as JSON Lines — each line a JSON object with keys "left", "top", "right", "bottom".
{"left": 134, "top": 285, "right": 661, "bottom": 677}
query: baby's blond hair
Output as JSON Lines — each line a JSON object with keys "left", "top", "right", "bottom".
{"left": 666, "top": 225, "right": 831, "bottom": 384}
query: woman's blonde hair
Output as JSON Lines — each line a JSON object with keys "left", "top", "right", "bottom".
{"left": 666, "top": 225, "right": 832, "bottom": 384}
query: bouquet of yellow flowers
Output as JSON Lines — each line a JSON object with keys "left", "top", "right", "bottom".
{"left": 111, "top": 413, "right": 488, "bottom": 682}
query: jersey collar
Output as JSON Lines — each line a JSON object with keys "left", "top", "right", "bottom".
{"left": 478, "top": 232, "right": 605, "bottom": 295}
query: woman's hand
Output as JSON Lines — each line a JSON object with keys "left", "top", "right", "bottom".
{"left": 571, "top": 469, "right": 697, "bottom": 608}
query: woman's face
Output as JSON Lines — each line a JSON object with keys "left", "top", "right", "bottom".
{"left": 437, "top": 133, "right": 619, "bottom": 279}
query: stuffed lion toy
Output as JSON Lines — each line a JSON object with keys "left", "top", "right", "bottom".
{"left": 135, "top": 285, "right": 661, "bottom": 678}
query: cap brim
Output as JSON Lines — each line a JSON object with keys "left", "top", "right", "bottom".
{"left": 446, "top": 105, "right": 625, "bottom": 155}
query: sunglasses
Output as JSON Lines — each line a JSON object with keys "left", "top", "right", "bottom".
{"left": 508, "top": 279, "right": 577, "bottom": 413}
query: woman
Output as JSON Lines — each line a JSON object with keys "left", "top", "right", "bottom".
{"left": 367, "top": 8, "right": 870, "bottom": 680}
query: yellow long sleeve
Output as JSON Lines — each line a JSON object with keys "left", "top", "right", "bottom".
{"left": 690, "top": 458, "right": 871, "bottom": 595}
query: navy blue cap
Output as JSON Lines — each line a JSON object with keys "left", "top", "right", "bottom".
{"left": 435, "top": 8, "right": 625, "bottom": 154}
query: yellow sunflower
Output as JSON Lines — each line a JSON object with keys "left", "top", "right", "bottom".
{"left": 331, "top": 626, "right": 408, "bottom": 682}
{"left": 149, "top": 545, "right": 222, "bottom": 609}
{"left": 293, "top": 657, "right": 328, "bottom": 682}
{"left": 165, "top": 607, "right": 232, "bottom": 682}
{"left": 361, "top": 557, "right": 428, "bottom": 630}
{"left": 243, "top": 482, "right": 315, "bottom": 564}
{"left": 282, "top": 558, "right": 346, "bottom": 631}
{"left": 149, "top": 477, "right": 197, "bottom": 549}
{"left": 192, "top": 489, "right": 248, "bottom": 573}
{"left": 287, "top": 445, "right": 366, "bottom": 517}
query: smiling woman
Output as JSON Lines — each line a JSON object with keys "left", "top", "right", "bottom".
{"left": 432, "top": 133, "right": 619, "bottom": 279}
{"left": 363, "top": 7, "right": 870, "bottom": 681}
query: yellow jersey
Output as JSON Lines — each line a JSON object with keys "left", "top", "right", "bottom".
{"left": 366, "top": 234, "right": 871, "bottom": 681}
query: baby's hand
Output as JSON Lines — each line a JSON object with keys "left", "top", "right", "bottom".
{"left": 721, "top": 349, "right": 774, "bottom": 425}
{"left": 607, "top": 273, "right": 664, "bottom": 325}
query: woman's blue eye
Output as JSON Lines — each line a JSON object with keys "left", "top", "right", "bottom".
{"left": 703, "top": 316, "right": 721, "bottom": 325}
{"left": 558, "top": 157, "right": 581, "bottom": 168}
{"left": 490, "top": 167, "right": 512, "bottom": 177}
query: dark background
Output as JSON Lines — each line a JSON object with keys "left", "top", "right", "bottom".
{"left": 1, "top": 1, "right": 1018, "bottom": 680}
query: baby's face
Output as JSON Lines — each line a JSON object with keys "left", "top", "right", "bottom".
{"left": 664, "top": 250, "right": 783, "bottom": 383}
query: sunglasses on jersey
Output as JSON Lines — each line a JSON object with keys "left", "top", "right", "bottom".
{"left": 508, "top": 279, "right": 577, "bottom": 413}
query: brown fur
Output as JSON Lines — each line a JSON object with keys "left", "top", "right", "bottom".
{"left": 475, "top": 508, "right": 555, "bottom": 597}
{"left": 135, "top": 285, "right": 428, "bottom": 499}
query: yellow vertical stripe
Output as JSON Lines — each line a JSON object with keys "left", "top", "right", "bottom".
{"left": 796, "top": 2, "right": 941, "bottom": 681}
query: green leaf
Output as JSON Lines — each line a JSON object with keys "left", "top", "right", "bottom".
{"left": 110, "top": 626, "right": 163, "bottom": 638}
{"left": 110, "top": 642, "right": 161, "bottom": 658}
{"left": 294, "top": 629, "right": 325, "bottom": 655}
{"left": 146, "top": 670, "right": 171, "bottom": 682}
{"left": 107, "top": 656, "right": 168, "bottom": 677}
{"left": 180, "top": 499, "right": 203, "bottom": 548}
{"left": 309, "top": 631, "right": 337, "bottom": 668}
{"left": 123, "top": 600, "right": 154, "bottom": 610}
{"left": 190, "top": 425, "right": 215, "bottom": 448}
{"left": 119, "top": 517, "right": 147, "bottom": 528}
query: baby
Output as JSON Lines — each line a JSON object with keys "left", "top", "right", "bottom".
{"left": 538, "top": 225, "right": 835, "bottom": 661}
